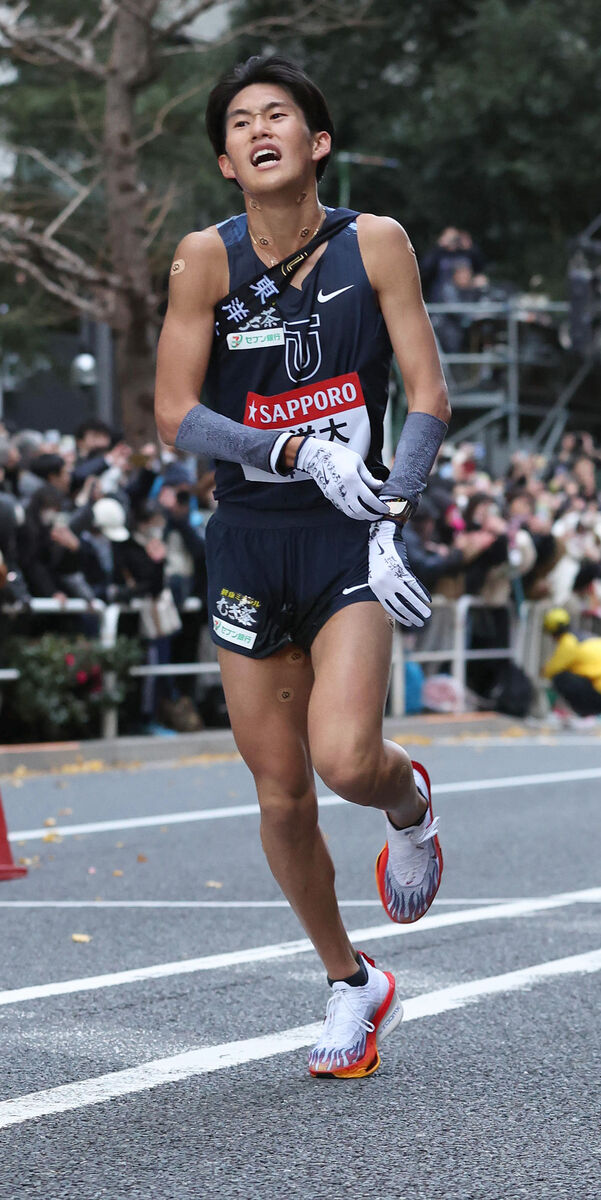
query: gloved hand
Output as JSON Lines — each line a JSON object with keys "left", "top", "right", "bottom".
{"left": 294, "top": 438, "right": 389, "bottom": 521}
{"left": 368, "top": 519, "right": 431, "bottom": 627}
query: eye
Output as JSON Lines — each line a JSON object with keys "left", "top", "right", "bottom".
{"left": 233, "top": 118, "right": 248, "bottom": 128}
{"left": 270, "top": 111, "right": 286, "bottom": 120}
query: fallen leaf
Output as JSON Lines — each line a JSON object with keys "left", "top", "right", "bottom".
{"left": 394, "top": 733, "right": 433, "bottom": 746}
{"left": 115, "top": 841, "right": 124, "bottom": 849}
{"left": 61, "top": 760, "right": 104, "bottom": 775}
{"left": 205, "top": 880, "right": 223, "bottom": 889}
{"left": 18, "top": 857, "right": 32, "bottom": 866}
{"left": 44, "top": 817, "right": 57, "bottom": 827}
{"left": 58, "top": 807, "right": 73, "bottom": 816}
{"left": 94, "top": 896, "right": 103, "bottom": 902}
{"left": 71, "top": 933, "right": 91, "bottom": 944}
{"left": 42, "top": 833, "right": 62, "bottom": 843}
{"left": 136, "top": 854, "right": 148, "bottom": 863}
{"left": 160, "top": 826, "right": 168, "bottom": 833}
{"left": 112, "top": 869, "right": 124, "bottom": 877}
{"left": 17, "top": 841, "right": 26, "bottom": 847}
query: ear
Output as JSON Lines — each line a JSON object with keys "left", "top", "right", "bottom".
{"left": 218, "top": 153, "right": 237, "bottom": 182}
{"left": 311, "top": 130, "right": 331, "bottom": 167}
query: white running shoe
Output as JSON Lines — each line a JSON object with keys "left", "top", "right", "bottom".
{"left": 376, "top": 760, "right": 443, "bottom": 924}
{"left": 308, "top": 951, "right": 403, "bottom": 1078}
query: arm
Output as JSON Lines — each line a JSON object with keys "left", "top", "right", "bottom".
{"left": 542, "top": 634, "right": 579, "bottom": 679}
{"left": 358, "top": 215, "right": 450, "bottom": 509}
{"left": 154, "top": 230, "right": 289, "bottom": 473}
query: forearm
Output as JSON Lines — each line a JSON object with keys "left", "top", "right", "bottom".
{"left": 384, "top": 411, "right": 448, "bottom": 506}
{"left": 173, "top": 403, "right": 291, "bottom": 475}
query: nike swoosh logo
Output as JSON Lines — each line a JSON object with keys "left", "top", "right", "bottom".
{"left": 317, "top": 285, "right": 354, "bottom": 304}
{"left": 342, "top": 583, "right": 370, "bottom": 595}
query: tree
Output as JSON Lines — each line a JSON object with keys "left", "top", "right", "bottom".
{"left": 0, "top": 0, "right": 374, "bottom": 441}
{"left": 234, "top": 0, "right": 601, "bottom": 289}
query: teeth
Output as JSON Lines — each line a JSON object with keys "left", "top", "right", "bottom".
{"left": 253, "top": 149, "right": 278, "bottom": 166}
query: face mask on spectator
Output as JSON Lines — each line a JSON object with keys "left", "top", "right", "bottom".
{"left": 39, "top": 509, "right": 59, "bottom": 526}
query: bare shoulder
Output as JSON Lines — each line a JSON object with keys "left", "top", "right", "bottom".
{"left": 356, "top": 213, "right": 418, "bottom": 290}
{"left": 167, "top": 226, "right": 229, "bottom": 312}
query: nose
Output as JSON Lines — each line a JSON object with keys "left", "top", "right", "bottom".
{"left": 249, "top": 111, "right": 271, "bottom": 138}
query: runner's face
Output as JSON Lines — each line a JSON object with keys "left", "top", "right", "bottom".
{"left": 219, "top": 83, "right": 330, "bottom": 195}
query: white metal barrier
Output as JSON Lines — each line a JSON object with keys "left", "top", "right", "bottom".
{"left": 0, "top": 593, "right": 569, "bottom": 732}
{"left": 389, "top": 595, "right": 519, "bottom": 716}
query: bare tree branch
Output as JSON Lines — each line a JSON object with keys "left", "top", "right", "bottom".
{"left": 0, "top": 7, "right": 107, "bottom": 79}
{"left": 0, "top": 235, "right": 112, "bottom": 321}
{"left": 0, "top": 214, "right": 124, "bottom": 295}
{"left": 44, "top": 173, "right": 103, "bottom": 241}
{"left": 89, "top": 1, "right": 119, "bottom": 42}
{"left": 155, "top": 0, "right": 221, "bottom": 42}
{"left": 143, "top": 182, "right": 179, "bottom": 249}
{"left": 0, "top": 142, "right": 92, "bottom": 193}
{"left": 135, "top": 82, "right": 207, "bottom": 150}
{"left": 158, "top": 0, "right": 378, "bottom": 56}
{"left": 69, "top": 84, "right": 103, "bottom": 155}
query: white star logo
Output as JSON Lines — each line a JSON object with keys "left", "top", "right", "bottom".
{"left": 247, "top": 401, "right": 257, "bottom": 422}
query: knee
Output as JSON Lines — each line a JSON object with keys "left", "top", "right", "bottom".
{"left": 313, "top": 739, "right": 382, "bottom": 805}
{"left": 255, "top": 776, "right": 317, "bottom": 831}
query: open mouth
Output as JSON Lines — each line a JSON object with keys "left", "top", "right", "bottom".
{"left": 251, "top": 146, "right": 281, "bottom": 168}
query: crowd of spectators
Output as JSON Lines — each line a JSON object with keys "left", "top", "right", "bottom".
{"left": 404, "top": 431, "right": 601, "bottom": 708}
{"left": 2, "top": 415, "right": 601, "bottom": 728}
{"left": 0, "top": 418, "right": 215, "bottom": 733}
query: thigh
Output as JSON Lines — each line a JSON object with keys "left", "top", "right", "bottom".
{"left": 218, "top": 642, "right": 315, "bottom": 793}
{"left": 205, "top": 517, "right": 289, "bottom": 658}
{"left": 307, "top": 601, "right": 393, "bottom": 755}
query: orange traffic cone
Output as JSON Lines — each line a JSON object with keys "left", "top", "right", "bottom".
{"left": 0, "top": 789, "right": 27, "bottom": 880}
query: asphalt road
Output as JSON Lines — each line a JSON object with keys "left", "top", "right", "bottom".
{"left": 0, "top": 730, "right": 600, "bottom": 1199}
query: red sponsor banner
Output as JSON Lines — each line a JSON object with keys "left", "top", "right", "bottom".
{"left": 243, "top": 372, "right": 364, "bottom": 431}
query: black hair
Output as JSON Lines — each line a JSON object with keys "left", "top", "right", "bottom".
{"left": 74, "top": 418, "right": 114, "bottom": 443}
{"left": 30, "top": 453, "right": 66, "bottom": 480}
{"left": 205, "top": 55, "right": 334, "bottom": 182}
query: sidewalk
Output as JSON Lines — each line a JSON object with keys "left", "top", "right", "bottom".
{"left": 0, "top": 711, "right": 523, "bottom": 775}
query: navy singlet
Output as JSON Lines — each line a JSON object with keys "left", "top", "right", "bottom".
{"left": 203, "top": 207, "right": 393, "bottom": 514}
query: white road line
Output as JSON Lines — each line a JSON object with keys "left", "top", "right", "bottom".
{"left": 0, "top": 897, "right": 513, "bottom": 910}
{"left": 1, "top": 945, "right": 600, "bottom": 1130}
{"left": 9, "top": 765, "right": 601, "bottom": 843}
{"left": 1, "top": 887, "right": 599, "bottom": 1009}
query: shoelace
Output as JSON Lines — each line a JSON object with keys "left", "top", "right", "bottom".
{"left": 414, "top": 814, "right": 440, "bottom": 845}
{"left": 320, "top": 987, "right": 375, "bottom": 1041}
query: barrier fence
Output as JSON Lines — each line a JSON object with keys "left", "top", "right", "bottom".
{"left": 0, "top": 594, "right": 565, "bottom": 738}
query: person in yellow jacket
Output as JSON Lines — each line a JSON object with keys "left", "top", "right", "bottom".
{"left": 542, "top": 608, "right": 601, "bottom": 716}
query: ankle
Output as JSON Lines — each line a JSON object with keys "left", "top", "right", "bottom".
{"left": 327, "top": 952, "right": 368, "bottom": 988}
{"left": 387, "top": 791, "right": 427, "bottom": 831}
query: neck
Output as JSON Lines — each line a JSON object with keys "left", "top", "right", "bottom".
{"left": 245, "top": 185, "right": 323, "bottom": 262}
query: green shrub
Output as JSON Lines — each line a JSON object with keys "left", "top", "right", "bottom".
{"left": 4, "top": 634, "right": 143, "bottom": 739}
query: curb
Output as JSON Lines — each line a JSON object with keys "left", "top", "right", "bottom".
{"left": 0, "top": 712, "right": 521, "bottom": 775}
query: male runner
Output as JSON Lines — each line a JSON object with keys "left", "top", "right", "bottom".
{"left": 155, "top": 56, "right": 450, "bottom": 1078}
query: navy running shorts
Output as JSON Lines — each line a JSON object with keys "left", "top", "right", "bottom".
{"left": 205, "top": 503, "right": 379, "bottom": 658}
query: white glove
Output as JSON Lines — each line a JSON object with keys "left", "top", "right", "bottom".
{"left": 294, "top": 438, "right": 389, "bottom": 521}
{"left": 368, "top": 520, "right": 431, "bottom": 627}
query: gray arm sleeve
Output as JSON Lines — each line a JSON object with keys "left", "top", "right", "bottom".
{"left": 383, "top": 411, "right": 448, "bottom": 506}
{"left": 174, "top": 404, "right": 291, "bottom": 474}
